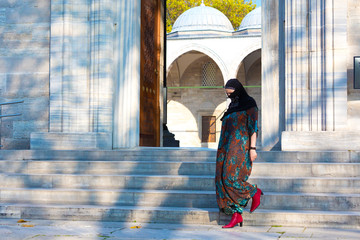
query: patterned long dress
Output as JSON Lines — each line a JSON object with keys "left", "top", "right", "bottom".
{"left": 215, "top": 106, "right": 259, "bottom": 215}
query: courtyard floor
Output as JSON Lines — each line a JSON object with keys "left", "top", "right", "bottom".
{"left": 0, "top": 219, "right": 360, "bottom": 240}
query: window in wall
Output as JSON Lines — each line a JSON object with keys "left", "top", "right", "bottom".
{"left": 202, "top": 62, "right": 217, "bottom": 86}
{"left": 355, "top": 56, "right": 360, "bottom": 89}
{"left": 202, "top": 116, "right": 216, "bottom": 142}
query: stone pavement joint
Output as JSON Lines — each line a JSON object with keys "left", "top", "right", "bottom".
{"left": 0, "top": 219, "right": 360, "bottom": 240}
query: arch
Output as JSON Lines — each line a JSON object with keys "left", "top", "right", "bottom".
{"left": 235, "top": 49, "right": 261, "bottom": 81}
{"left": 234, "top": 46, "right": 262, "bottom": 147}
{"left": 167, "top": 44, "right": 230, "bottom": 82}
{"left": 230, "top": 43, "right": 262, "bottom": 78}
{"left": 167, "top": 100, "right": 200, "bottom": 147}
{"left": 166, "top": 51, "right": 228, "bottom": 148}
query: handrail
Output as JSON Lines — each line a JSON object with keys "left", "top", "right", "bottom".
{"left": 0, "top": 100, "right": 24, "bottom": 106}
{"left": 0, "top": 114, "right": 22, "bottom": 118}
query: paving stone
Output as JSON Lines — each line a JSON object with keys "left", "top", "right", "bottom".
{"left": 1, "top": 220, "right": 360, "bottom": 240}
{"left": 268, "top": 226, "right": 307, "bottom": 234}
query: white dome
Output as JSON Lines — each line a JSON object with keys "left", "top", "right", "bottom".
{"left": 238, "top": 7, "right": 261, "bottom": 31}
{"left": 171, "top": 3, "right": 234, "bottom": 33}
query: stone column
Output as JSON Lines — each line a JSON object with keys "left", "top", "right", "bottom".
{"left": 261, "top": 0, "right": 286, "bottom": 150}
{"left": 31, "top": 0, "right": 114, "bottom": 150}
{"left": 282, "top": 0, "right": 352, "bottom": 150}
{"left": 112, "top": 0, "right": 141, "bottom": 148}
{"left": 284, "top": 0, "right": 347, "bottom": 132}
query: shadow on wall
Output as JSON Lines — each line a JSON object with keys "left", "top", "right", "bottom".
{"left": 0, "top": 1, "right": 50, "bottom": 149}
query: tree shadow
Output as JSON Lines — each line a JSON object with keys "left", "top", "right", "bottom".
{"left": 0, "top": 0, "right": 359, "bottom": 237}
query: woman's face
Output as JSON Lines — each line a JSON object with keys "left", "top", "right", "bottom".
{"left": 225, "top": 88, "right": 235, "bottom": 97}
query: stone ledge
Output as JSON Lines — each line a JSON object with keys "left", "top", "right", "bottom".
{"left": 30, "top": 132, "right": 112, "bottom": 150}
{"left": 282, "top": 131, "right": 360, "bottom": 151}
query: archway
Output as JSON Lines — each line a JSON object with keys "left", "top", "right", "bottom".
{"left": 167, "top": 44, "right": 230, "bottom": 82}
{"left": 236, "top": 49, "right": 262, "bottom": 147}
{"left": 166, "top": 51, "right": 227, "bottom": 148}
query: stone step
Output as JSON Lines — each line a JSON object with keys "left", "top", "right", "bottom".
{"left": 0, "top": 149, "right": 216, "bottom": 161}
{"left": 0, "top": 174, "right": 359, "bottom": 193}
{"left": 0, "top": 188, "right": 359, "bottom": 211}
{"left": 0, "top": 161, "right": 359, "bottom": 177}
{"left": 0, "top": 161, "right": 216, "bottom": 176}
{"left": 0, "top": 149, "right": 359, "bottom": 163}
{"left": 253, "top": 163, "right": 360, "bottom": 178}
{"left": 1, "top": 149, "right": 358, "bottom": 229}
{"left": 1, "top": 203, "right": 359, "bottom": 228}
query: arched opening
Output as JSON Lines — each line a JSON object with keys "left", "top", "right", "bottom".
{"left": 236, "top": 49, "right": 262, "bottom": 147}
{"left": 166, "top": 51, "right": 227, "bottom": 148}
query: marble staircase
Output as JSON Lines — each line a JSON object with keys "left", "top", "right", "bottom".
{"left": 0, "top": 149, "right": 359, "bottom": 228}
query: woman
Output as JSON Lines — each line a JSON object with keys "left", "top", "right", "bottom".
{"left": 215, "top": 78, "right": 263, "bottom": 228}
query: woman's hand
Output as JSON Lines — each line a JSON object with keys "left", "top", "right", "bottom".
{"left": 250, "top": 149, "right": 257, "bottom": 162}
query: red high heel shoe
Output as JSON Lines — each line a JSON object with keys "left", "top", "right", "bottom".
{"left": 250, "top": 188, "right": 264, "bottom": 213}
{"left": 222, "top": 212, "right": 243, "bottom": 228}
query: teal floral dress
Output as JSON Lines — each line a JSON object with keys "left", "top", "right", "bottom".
{"left": 215, "top": 106, "right": 259, "bottom": 215}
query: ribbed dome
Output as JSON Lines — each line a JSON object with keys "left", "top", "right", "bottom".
{"left": 238, "top": 7, "right": 261, "bottom": 31}
{"left": 171, "top": 3, "right": 234, "bottom": 33}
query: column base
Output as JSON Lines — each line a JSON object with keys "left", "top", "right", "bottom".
{"left": 282, "top": 131, "right": 360, "bottom": 151}
{"left": 30, "top": 132, "right": 112, "bottom": 150}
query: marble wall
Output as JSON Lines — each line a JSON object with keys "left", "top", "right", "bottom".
{"left": 0, "top": 1, "right": 50, "bottom": 149}
{"left": 284, "top": 0, "right": 348, "bottom": 132}
{"left": 32, "top": 0, "right": 144, "bottom": 149}
{"left": 31, "top": 0, "right": 116, "bottom": 149}
{"left": 1, "top": 0, "right": 160, "bottom": 150}
{"left": 49, "top": 0, "right": 114, "bottom": 133}
{"left": 280, "top": 0, "right": 360, "bottom": 150}
{"left": 347, "top": 0, "right": 360, "bottom": 130}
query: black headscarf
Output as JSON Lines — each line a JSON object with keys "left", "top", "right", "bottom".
{"left": 221, "top": 79, "right": 257, "bottom": 121}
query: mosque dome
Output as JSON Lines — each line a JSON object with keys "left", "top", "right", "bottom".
{"left": 238, "top": 7, "right": 261, "bottom": 31}
{"left": 171, "top": 2, "right": 234, "bottom": 33}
